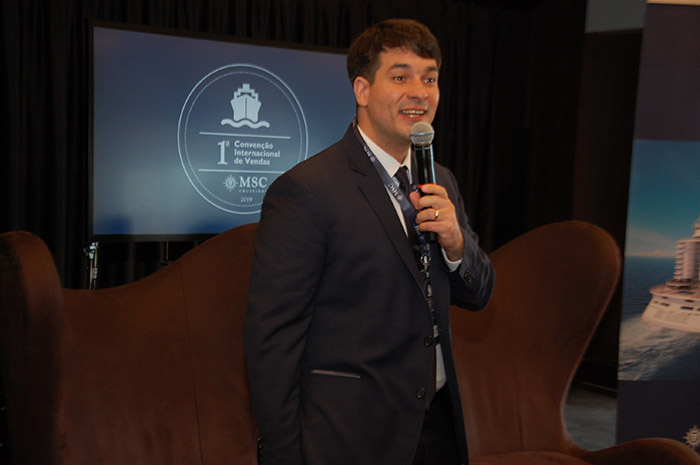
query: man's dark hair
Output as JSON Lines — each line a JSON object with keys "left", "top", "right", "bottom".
{"left": 347, "top": 18, "right": 442, "bottom": 85}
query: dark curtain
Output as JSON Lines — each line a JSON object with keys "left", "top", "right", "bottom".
{"left": 1, "top": 0, "right": 586, "bottom": 290}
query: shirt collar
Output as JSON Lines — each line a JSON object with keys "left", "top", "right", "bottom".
{"left": 357, "top": 126, "right": 413, "bottom": 182}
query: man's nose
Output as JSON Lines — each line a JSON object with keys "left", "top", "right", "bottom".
{"left": 407, "top": 80, "right": 429, "bottom": 100}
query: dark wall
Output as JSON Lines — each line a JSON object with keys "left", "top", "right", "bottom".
{"left": 573, "top": 29, "right": 643, "bottom": 390}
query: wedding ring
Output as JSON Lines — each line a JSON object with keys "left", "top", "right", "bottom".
{"left": 434, "top": 209, "right": 440, "bottom": 220}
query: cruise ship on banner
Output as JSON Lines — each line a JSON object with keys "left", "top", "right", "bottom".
{"left": 642, "top": 214, "right": 700, "bottom": 333}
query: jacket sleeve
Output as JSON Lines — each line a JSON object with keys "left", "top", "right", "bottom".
{"left": 244, "top": 171, "right": 325, "bottom": 465}
{"left": 438, "top": 167, "right": 495, "bottom": 311}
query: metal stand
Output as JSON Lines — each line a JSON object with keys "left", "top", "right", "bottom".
{"left": 84, "top": 242, "right": 100, "bottom": 289}
{"left": 161, "top": 241, "right": 172, "bottom": 267}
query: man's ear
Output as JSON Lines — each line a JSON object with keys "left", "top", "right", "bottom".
{"left": 353, "top": 76, "right": 370, "bottom": 108}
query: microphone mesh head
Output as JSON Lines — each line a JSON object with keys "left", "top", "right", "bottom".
{"left": 410, "top": 122, "right": 434, "bottom": 147}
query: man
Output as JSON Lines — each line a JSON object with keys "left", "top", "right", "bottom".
{"left": 244, "top": 18, "right": 495, "bottom": 465}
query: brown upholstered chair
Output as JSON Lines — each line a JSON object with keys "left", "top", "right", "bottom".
{"left": 4, "top": 220, "right": 698, "bottom": 465}
{"left": 451, "top": 221, "right": 700, "bottom": 465}
{"left": 0, "top": 223, "right": 259, "bottom": 465}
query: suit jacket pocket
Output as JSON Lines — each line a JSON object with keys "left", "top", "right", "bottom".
{"left": 305, "top": 368, "right": 361, "bottom": 379}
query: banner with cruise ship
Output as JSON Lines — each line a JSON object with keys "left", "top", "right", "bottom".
{"left": 617, "top": 1, "right": 700, "bottom": 450}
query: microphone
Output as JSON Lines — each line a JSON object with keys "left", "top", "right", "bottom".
{"left": 410, "top": 121, "right": 437, "bottom": 243}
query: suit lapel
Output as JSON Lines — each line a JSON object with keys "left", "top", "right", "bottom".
{"left": 342, "top": 129, "right": 427, "bottom": 293}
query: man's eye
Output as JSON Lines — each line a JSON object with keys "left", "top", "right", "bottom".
{"left": 393, "top": 75, "right": 405, "bottom": 81}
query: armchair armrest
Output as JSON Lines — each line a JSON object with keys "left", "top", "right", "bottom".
{"left": 575, "top": 438, "right": 700, "bottom": 465}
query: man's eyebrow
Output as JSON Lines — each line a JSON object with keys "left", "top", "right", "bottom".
{"left": 388, "top": 63, "right": 439, "bottom": 73}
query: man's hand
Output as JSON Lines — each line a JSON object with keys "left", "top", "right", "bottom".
{"left": 409, "top": 184, "right": 465, "bottom": 261}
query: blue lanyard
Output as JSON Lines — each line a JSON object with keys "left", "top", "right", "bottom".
{"left": 351, "top": 121, "right": 432, "bottom": 272}
{"left": 351, "top": 121, "right": 440, "bottom": 340}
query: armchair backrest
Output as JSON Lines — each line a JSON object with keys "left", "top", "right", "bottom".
{"left": 0, "top": 231, "right": 65, "bottom": 464}
{"left": 450, "top": 221, "right": 621, "bottom": 457}
{"left": 0, "top": 223, "right": 259, "bottom": 465}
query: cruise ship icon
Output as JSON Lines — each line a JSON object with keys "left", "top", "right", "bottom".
{"left": 642, "top": 213, "right": 700, "bottom": 333}
{"left": 221, "top": 83, "right": 270, "bottom": 129}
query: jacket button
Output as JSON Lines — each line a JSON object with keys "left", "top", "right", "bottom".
{"left": 424, "top": 336, "right": 434, "bottom": 346}
{"left": 463, "top": 270, "right": 475, "bottom": 283}
{"left": 416, "top": 388, "right": 426, "bottom": 399}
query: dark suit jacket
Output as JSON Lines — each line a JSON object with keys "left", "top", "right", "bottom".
{"left": 244, "top": 125, "right": 495, "bottom": 465}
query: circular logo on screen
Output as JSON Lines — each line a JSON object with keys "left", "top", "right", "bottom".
{"left": 177, "top": 64, "right": 308, "bottom": 214}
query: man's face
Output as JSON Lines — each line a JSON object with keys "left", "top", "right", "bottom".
{"left": 354, "top": 47, "right": 440, "bottom": 161}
